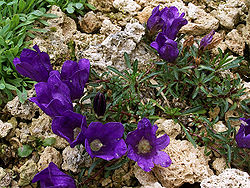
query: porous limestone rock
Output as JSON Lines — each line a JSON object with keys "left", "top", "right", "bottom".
{"left": 88, "top": 0, "right": 114, "bottom": 12}
{"left": 212, "top": 157, "right": 227, "bottom": 175}
{"left": 100, "top": 19, "right": 122, "bottom": 36}
{"left": 210, "top": 0, "right": 247, "bottom": 29}
{"left": 225, "top": 29, "right": 245, "bottom": 56}
{"left": 30, "top": 113, "right": 51, "bottom": 137}
{"left": 137, "top": 6, "right": 153, "bottom": 24}
{"left": 62, "top": 145, "right": 85, "bottom": 173}
{"left": 15, "top": 122, "right": 30, "bottom": 144}
{"left": 181, "top": 3, "right": 219, "bottom": 35}
{"left": 0, "top": 168, "right": 13, "bottom": 187}
{"left": 134, "top": 165, "right": 158, "bottom": 186}
{"left": 37, "top": 146, "right": 62, "bottom": 171}
{"left": 0, "top": 120, "right": 13, "bottom": 138}
{"left": 79, "top": 11, "right": 102, "bottom": 33}
{"left": 113, "top": 0, "right": 141, "bottom": 15}
{"left": 153, "top": 139, "right": 213, "bottom": 187}
{"left": 112, "top": 162, "right": 134, "bottom": 187}
{"left": 200, "top": 168, "right": 250, "bottom": 188}
{"left": 141, "top": 182, "right": 164, "bottom": 188}
{"left": 155, "top": 119, "right": 181, "bottom": 138}
{"left": 33, "top": 6, "right": 77, "bottom": 66}
{"left": 212, "top": 121, "right": 228, "bottom": 133}
{"left": 18, "top": 159, "right": 38, "bottom": 186}
{"left": 4, "top": 95, "right": 38, "bottom": 120}
{"left": 51, "top": 135, "right": 69, "bottom": 149}
{"left": 78, "top": 22, "right": 145, "bottom": 71}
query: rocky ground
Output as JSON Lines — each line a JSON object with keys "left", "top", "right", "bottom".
{"left": 0, "top": 0, "right": 249, "bottom": 187}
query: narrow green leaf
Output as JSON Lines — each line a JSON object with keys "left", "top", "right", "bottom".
{"left": 86, "top": 3, "right": 96, "bottom": 10}
{"left": 43, "top": 137, "right": 56, "bottom": 146}
{"left": 124, "top": 52, "right": 131, "bottom": 69}
{"left": 88, "top": 158, "right": 103, "bottom": 177}
{"left": 179, "top": 122, "right": 197, "bottom": 148}
{"left": 105, "top": 158, "right": 129, "bottom": 171}
{"left": 107, "top": 66, "right": 129, "bottom": 81}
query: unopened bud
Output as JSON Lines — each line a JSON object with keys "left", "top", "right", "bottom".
{"left": 93, "top": 92, "right": 106, "bottom": 117}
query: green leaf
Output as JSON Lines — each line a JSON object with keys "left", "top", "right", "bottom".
{"left": 88, "top": 158, "right": 103, "bottom": 177}
{"left": 179, "top": 121, "right": 197, "bottom": 148}
{"left": 105, "top": 157, "right": 129, "bottom": 171}
{"left": 124, "top": 52, "right": 131, "bottom": 70}
{"left": 16, "top": 87, "right": 27, "bottom": 104}
{"left": 182, "top": 106, "right": 203, "bottom": 115}
{"left": 5, "top": 83, "right": 17, "bottom": 90}
{"left": 66, "top": 6, "right": 75, "bottom": 14}
{"left": 107, "top": 66, "right": 129, "bottom": 81}
{"left": 86, "top": 3, "right": 96, "bottom": 10}
{"left": 75, "top": 3, "right": 83, "bottom": 9}
{"left": 42, "top": 13, "right": 58, "bottom": 18}
{"left": 18, "top": 145, "right": 33, "bottom": 157}
{"left": 43, "top": 137, "right": 56, "bottom": 146}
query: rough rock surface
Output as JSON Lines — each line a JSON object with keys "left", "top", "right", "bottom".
{"left": 155, "top": 119, "right": 181, "bottom": 138}
{"left": 88, "top": 0, "right": 114, "bottom": 12}
{"left": 113, "top": 0, "right": 141, "bottom": 15}
{"left": 62, "top": 145, "right": 85, "bottom": 173}
{"left": 30, "top": 113, "right": 51, "bottom": 137}
{"left": 0, "top": 120, "right": 13, "bottom": 138}
{"left": 213, "top": 121, "right": 228, "bottom": 133}
{"left": 212, "top": 157, "right": 227, "bottom": 175}
{"left": 210, "top": 0, "right": 247, "bottom": 29}
{"left": 200, "top": 168, "right": 250, "bottom": 188}
{"left": 78, "top": 21, "right": 146, "bottom": 71}
{"left": 33, "top": 5, "right": 77, "bottom": 66}
{"left": 37, "top": 146, "right": 62, "bottom": 171}
{"left": 100, "top": 19, "right": 122, "bottom": 36}
{"left": 0, "top": 167, "right": 13, "bottom": 187}
{"left": 181, "top": 3, "right": 219, "bottom": 35}
{"left": 4, "top": 95, "right": 38, "bottom": 120}
{"left": 134, "top": 165, "right": 158, "bottom": 186}
{"left": 18, "top": 160, "right": 38, "bottom": 186}
{"left": 225, "top": 29, "right": 245, "bottom": 56}
{"left": 153, "top": 139, "right": 213, "bottom": 187}
{"left": 79, "top": 11, "right": 102, "bottom": 33}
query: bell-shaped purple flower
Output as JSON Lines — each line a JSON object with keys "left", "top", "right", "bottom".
{"left": 93, "top": 92, "right": 106, "bottom": 117}
{"left": 161, "top": 6, "right": 188, "bottom": 40}
{"left": 125, "top": 118, "right": 171, "bottom": 172}
{"left": 61, "top": 59, "right": 90, "bottom": 100}
{"left": 150, "top": 32, "right": 179, "bottom": 62}
{"left": 236, "top": 118, "right": 250, "bottom": 148}
{"left": 85, "top": 122, "right": 127, "bottom": 160}
{"left": 29, "top": 70, "right": 73, "bottom": 118}
{"left": 32, "top": 162, "right": 76, "bottom": 188}
{"left": 52, "top": 110, "right": 87, "bottom": 148}
{"left": 199, "top": 30, "right": 215, "bottom": 50}
{"left": 13, "top": 45, "right": 53, "bottom": 82}
{"left": 147, "top": 5, "right": 165, "bottom": 33}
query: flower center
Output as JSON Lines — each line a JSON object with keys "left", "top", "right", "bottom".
{"left": 137, "top": 137, "right": 152, "bottom": 154}
{"left": 90, "top": 139, "right": 103, "bottom": 152}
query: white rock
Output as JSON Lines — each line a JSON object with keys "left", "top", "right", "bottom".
{"left": 0, "top": 120, "right": 13, "bottom": 138}
{"left": 37, "top": 146, "right": 62, "bottom": 171}
{"left": 181, "top": 3, "right": 219, "bottom": 35}
{"left": 100, "top": 19, "right": 122, "bottom": 36}
{"left": 153, "top": 139, "right": 213, "bottom": 187}
{"left": 212, "top": 157, "right": 227, "bottom": 175}
{"left": 200, "top": 168, "right": 250, "bottom": 188}
{"left": 225, "top": 29, "right": 245, "bottom": 56}
{"left": 113, "top": 0, "right": 141, "bottom": 15}
{"left": 155, "top": 119, "right": 181, "bottom": 138}
{"left": 62, "top": 145, "right": 85, "bottom": 173}
{"left": 213, "top": 121, "right": 228, "bottom": 133}
{"left": 210, "top": 0, "right": 247, "bottom": 29}
{"left": 18, "top": 160, "right": 38, "bottom": 186}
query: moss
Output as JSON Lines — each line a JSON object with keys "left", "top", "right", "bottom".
{"left": 67, "top": 40, "right": 76, "bottom": 61}
{"left": 50, "top": 27, "right": 57, "bottom": 32}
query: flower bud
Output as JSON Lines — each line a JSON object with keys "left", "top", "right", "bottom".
{"left": 93, "top": 92, "right": 106, "bottom": 117}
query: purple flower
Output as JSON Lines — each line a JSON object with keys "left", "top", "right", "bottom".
{"left": 93, "top": 92, "right": 106, "bottom": 117}
{"left": 13, "top": 45, "right": 53, "bottom": 82}
{"left": 199, "top": 30, "right": 215, "bottom": 50}
{"left": 147, "top": 5, "right": 165, "bottom": 33}
{"left": 61, "top": 59, "right": 90, "bottom": 100}
{"left": 85, "top": 122, "right": 127, "bottom": 160}
{"left": 52, "top": 110, "right": 87, "bottom": 148}
{"left": 29, "top": 70, "right": 73, "bottom": 118}
{"left": 32, "top": 162, "right": 76, "bottom": 188}
{"left": 150, "top": 32, "right": 179, "bottom": 62}
{"left": 161, "top": 6, "right": 188, "bottom": 40}
{"left": 236, "top": 118, "right": 250, "bottom": 148}
{"left": 125, "top": 118, "right": 171, "bottom": 172}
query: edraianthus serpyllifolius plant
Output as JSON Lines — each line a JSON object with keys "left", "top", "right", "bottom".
{"left": 11, "top": 3, "right": 249, "bottom": 187}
